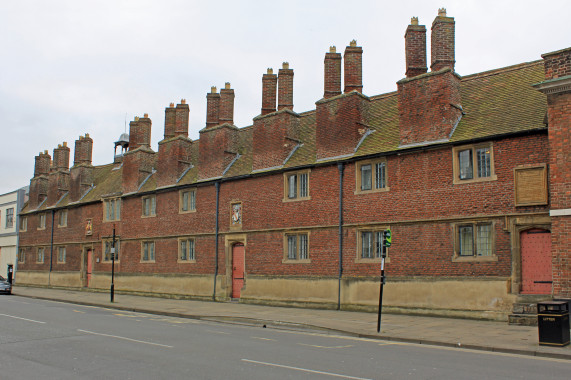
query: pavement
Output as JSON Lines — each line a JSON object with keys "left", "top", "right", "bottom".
{"left": 9, "top": 285, "right": 571, "bottom": 360}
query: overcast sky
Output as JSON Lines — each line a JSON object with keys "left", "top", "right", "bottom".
{"left": 1, "top": 0, "right": 570, "bottom": 196}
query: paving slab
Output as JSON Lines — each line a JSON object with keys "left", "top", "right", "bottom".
{"left": 9, "top": 286, "right": 571, "bottom": 360}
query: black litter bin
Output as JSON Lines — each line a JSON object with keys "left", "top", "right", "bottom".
{"left": 537, "top": 301, "right": 570, "bottom": 347}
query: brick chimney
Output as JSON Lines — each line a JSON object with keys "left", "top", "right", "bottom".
{"left": 175, "top": 99, "right": 189, "bottom": 137}
{"left": 73, "top": 134, "right": 93, "bottom": 166}
{"left": 29, "top": 150, "right": 50, "bottom": 209}
{"left": 206, "top": 86, "right": 221, "bottom": 128}
{"left": 431, "top": 8, "right": 455, "bottom": 72}
{"left": 123, "top": 115, "right": 155, "bottom": 193}
{"left": 405, "top": 17, "right": 428, "bottom": 78}
{"left": 534, "top": 47, "right": 571, "bottom": 298}
{"left": 164, "top": 103, "right": 176, "bottom": 139}
{"left": 128, "top": 114, "right": 152, "bottom": 150}
{"left": 219, "top": 83, "right": 235, "bottom": 125}
{"left": 344, "top": 40, "right": 363, "bottom": 93}
{"left": 324, "top": 46, "right": 342, "bottom": 98}
{"left": 47, "top": 143, "right": 70, "bottom": 205}
{"left": 261, "top": 68, "right": 278, "bottom": 115}
{"left": 278, "top": 63, "right": 294, "bottom": 111}
{"left": 70, "top": 134, "right": 94, "bottom": 202}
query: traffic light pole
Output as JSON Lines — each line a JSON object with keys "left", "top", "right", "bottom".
{"left": 377, "top": 229, "right": 391, "bottom": 333}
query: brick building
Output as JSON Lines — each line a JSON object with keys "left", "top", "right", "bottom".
{"left": 17, "top": 10, "right": 571, "bottom": 321}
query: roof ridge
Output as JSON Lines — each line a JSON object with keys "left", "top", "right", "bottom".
{"left": 461, "top": 60, "right": 543, "bottom": 82}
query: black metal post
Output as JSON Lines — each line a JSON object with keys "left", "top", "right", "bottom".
{"left": 111, "top": 224, "right": 116, "bottom": 302}
{"left": 377, "top": 263, "right": 385, "bottom": 333}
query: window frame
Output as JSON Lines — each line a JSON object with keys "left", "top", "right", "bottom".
{"left": 142, "top": 195, "right": 157, "bottom": 218}
{"left": 38, "top": 213, "right": 46, "bottom": 230}
{"left": 283, "top": 169, "right": 311, "bottom": 202}
{"left": 37, "top": 247, "right": 45, "bottom": 263}
{"left": 355, "top": 227, "right": 390, "bottom": 263}
{"left": 282, "top": 231, "right": 310, "bottom": 263}
{"left": 179, "top": 189, "right": 197, "bottom": 214}
{"left": 141, "top": 241, "right": 156, "bottom": 263}
{"left": 19, "top": 216, "right": 27, "bottom": 232}
{"left": 178, "top": 237, "right": 196, "bottom": 263}
{"left": 355, "top": 158, "right": 389, "bottom": 195}
{"left": 58, "top": 209, "right": 68, "bottom": 228}
{"left": 5, "top": 208, "right": 14, "bottom": 228}
{"left": 102, "top": 239, "right": 120, "bottom": 262}
{"left": 57, "top": 246, "right": 66, "bottom": 264}
{"left": 452, "top": 221, "right": 498, "bottom": 262}
{"left": 452, "top": 143, "right": 497, "bottom": 185}
{"left": 18, "top": 248, "right": 25, "bottom": 263}
{"left": 103, "top": 198, "right": 121, "bottom": 222}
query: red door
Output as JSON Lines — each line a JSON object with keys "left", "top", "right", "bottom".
{"left": 232, "top": 243, "right": 245, "bottom": 298}
{"left": 86, "top": 249, "right": 93, "bottom": 287}
{"left": 521, "top": 229, "right": 552, "bottom": 294}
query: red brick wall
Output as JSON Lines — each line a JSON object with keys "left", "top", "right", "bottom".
{"left": 252, "top": 111, "right": 300, "bottom": 171}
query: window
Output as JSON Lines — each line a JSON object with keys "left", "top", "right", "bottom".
{"left": 180, "top": 189, "right": 196, "bottom": 213}
{"left": 142, "top": 195, "right": 156, "bottom": 217}
{"left": 103, "top": 240, "right": 120, "bottom": 262}
{"left": 58, "top": 209, "right": 67, "bottom": 227}
{"left": 38, "top": 213, "right": 46, "bottom": 229}
{"left": 454, "top": 222, "right": 497, "bottom": 262}
{"left": 37, "top": 247, "right": 45, "bottom": 263}
{"left": 5, "top": 208, "right": 14, "bottom": 228}
{"left": 453, "top": 144, "right": 497, "bottom": 184}
{"left": 142, "top": 241, "right": 155, "bottom": 262}
{"left": 355, "top": 159, "right": 388, "bottom": 194}
{"left": 360, "top": 230, "right": 388, "bottom": 259}
{"left": 283, "top": 170, "right": 310, "bottom": 201}
{"left": 20, "top": 216, "right": 27, "bottom": 232}
{"left": 57, "top": 247, "right": 66, "bottom": 263}
{"left": 179, "top": 238, "right": 196, "bottom": 262}
{"left": 283, "top": 232, "right": 309, "bottom": 262}
{"left": 18, "top": 249, "right": 25, "bottom": 263}
{"left": 104, "top": 198, "right": 121, "bottom": 222}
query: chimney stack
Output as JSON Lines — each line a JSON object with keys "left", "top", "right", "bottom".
{"left": 405, "top": 17, "right": 428, "bottom": 78}
{"left": 344, "top": 40, "right": 363, "bottom": 93}
{"left": 34, "top": 150, "right": 51, "bottom": 177}
{"left": 128, "top": 115, "right": 152, "bottom": 150}
{"left": 261, "top": 68, "right": 278, "bottom": 115}
{"left": 431, "top": 8, "right": 455, "bottom": 71}
{"left": 206, "top": 86, "right": 221, "bottom": 128}
{"left": 278, "top": 62, "right": 294, "bottom": 111}
{"left": 52, "top": 142, "right": 70, "bottom": 171}
{"left": 73, "top": 134, "right": 93, "bottom": 166}
{"left": 219, "top": 82, "right": 235, "bottom": 125}
{"left": 175, "top": 99, "right": 189, "bottom": 137}
{"left": 324, "top": 46, "right": 342, "bottom": 98}
{"left": 164, "top": 103, "right": 176, "bottom": 139}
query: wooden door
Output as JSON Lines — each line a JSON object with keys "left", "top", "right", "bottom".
{"left": 521, "top": 229, "right": 552, "bottom": 294}
{"left": 232, "top": 243, "right": 245, "bottom": 299}
{"left": 86, "top": 249, "right": 93, "bottom": 287}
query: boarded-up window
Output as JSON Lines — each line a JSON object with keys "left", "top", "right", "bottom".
{"left": 514, "top": 165, "right": 547, "bottom": 206}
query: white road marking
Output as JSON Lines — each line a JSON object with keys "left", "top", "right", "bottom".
{"left": 242, "top": 359, "right": 373, "bottom": 380}
{"left": 207, "top": 330, "right": 231, "bottom": 335}
{"left": 73, "top": 310, "right": 85, "bottom": 314}
{"left": 252, "top": 337, "right": 276, "bottom": 341}
{"left": 77, "top": 329, "right": 173, "bottom": 348}
{"left": 298, "top": 343, "right": 354, "bottom": 349}
{"left": 0, "top": 313, "right": 46, "bottom": 324}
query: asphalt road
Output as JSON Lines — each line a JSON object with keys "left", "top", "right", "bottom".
{"left": 0, "top": 295, "right": 569, "bottom": 379}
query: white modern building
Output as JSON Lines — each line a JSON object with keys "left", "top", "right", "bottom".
{"left": 0, "top": 187, "right": 28, "bottom": 279}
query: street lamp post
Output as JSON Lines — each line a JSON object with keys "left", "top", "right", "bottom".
{"left": 111, "top": 224, "right": 116, "bottom": 302}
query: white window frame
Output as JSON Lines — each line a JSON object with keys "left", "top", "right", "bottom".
{"left": 38, "top": 213, "right": 46, "bottom": 230}
{"left": 5, "top": 208, "right": 14, "bottom": 228}
{"left": 18, "top": 249, "right": 25, "bottom": 263}
{"left": 19, "top": 216, "right": 27, "bottom": 232}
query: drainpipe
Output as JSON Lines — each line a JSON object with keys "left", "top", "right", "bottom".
{"left": 213, "top": 182, "right": 220, "bottom": 301}
{"left": 49, "top": 210, "right": 55, "bottom": 286}
{"left": 337, "top": 162, "right": 344, "bottom": 310}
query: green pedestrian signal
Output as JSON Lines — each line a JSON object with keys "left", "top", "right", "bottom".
{"left": 383, "top": 230, "right": 392, "bottom": 247}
